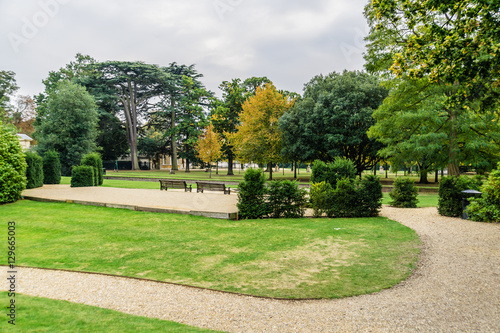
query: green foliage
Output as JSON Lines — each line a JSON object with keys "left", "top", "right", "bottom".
{"left": 35, "top": 80, "right": 99, "bottom": 176}
{"left": 0, "top": 123, "right": 27, "bottom": 203}
{"left": 279, "top": 70, "right": 387, "bottom": 174}
{"left": 467, "top": 167, "right": 500, "bottom": 222}
{"left": 71, "top": 165, "right": 95, "bottom": 187}
{"left": 25, "top": 151, "right": 44, "bottom": 189}
{"left": 438, "top": 176, "right": 483, "bottom": 217}
{"left": 311, "top": 175, "right": 383, "bottom": 218}
{"left": 310, "top": 181, "right": 333, "bottom": 218}
{"left": 81, "top": 152, "right": 103, "bottom": 186}
{"left": 311, "top": 158, "right": 356, "bottom": 188}
{"left": 43, "top": 150, "right": 61, "bottom": 184}
{"left": 267, "top": 180, "right": 307, "bottom": 218}
{"left": 389, "top": 178, "right": 419, "bottom": 208}
{"left": 237, "top": 168, "right": 268, "bottom": 219}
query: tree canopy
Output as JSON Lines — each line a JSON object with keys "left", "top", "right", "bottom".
{"left": 280, "top": 70, "right": 387, "bottom": 175}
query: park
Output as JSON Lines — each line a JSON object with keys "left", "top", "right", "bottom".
{"left": 1, "top": 0, "right": 500, "bottom": 332}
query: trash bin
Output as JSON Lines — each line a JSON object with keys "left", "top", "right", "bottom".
{"left": 102, "top": 168, "right": 106, "bottom": 175}
{"left": 461, "top": 190, "right": 482, "bottom": 219}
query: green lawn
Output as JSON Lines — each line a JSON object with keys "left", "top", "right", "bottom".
{"left": 0, "top": 292, "right": 219, "bottom": 332}
{"left": 383, "top": 192, "right": 438, "bottom": 208}
{"left": 2, "top": 200, "right": 420, "bottom": 299}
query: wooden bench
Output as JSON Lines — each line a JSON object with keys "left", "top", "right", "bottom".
{"left": 196, "top": 181, "right": 230, "bottom": 195}
{"left": 159, "top": 179, "right": 192, "bottom": 192}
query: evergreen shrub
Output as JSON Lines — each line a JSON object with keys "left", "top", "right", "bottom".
{"left": 310, "top": 181, "right": 333, "bottom": 218}
{"left": 389, "top": 177, "right": 419, "bottom": 208}
{"left": 43, "top": 150, "right": 61, "bottom": 184}
{"left": 81, "top": 153, "right": 103, "bottom": 186}
{"left": 467, "top": 166, "right": 500, "bottom": 222}
{"left": 25, "top": 151, "right": 44, "bottom": 189}
{"left": 237, "top": 168, "right": 268, "bottom": 219}
{"left": 311, "top": 158, "right": 356, "bottom": 188}
{"left": 71, "top": 165, "right": 95, "bottom": 187}
{"left": 438, "top": 175, "right": 482, "bottom": 217}
{"left": 0, "top": 124, "right": 27, "bottom": 203}
{"left": 267, "top": 180, "right": 306, "bottom": 218}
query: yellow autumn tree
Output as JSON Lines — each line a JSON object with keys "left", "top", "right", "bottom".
{"left": 228, "top": 83, "right": 295, "bottom": 180}
{"left": 195, "top": 123, "right": 223, "bottom": 178}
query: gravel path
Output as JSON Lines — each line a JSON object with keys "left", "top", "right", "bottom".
{"left": 2, "top": 206, "right": 499, "bottom": 332}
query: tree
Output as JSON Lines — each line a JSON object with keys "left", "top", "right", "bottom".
{"left": 11, "top": 95, "right": 37, "bottom": 136}
{"left": 35, "top": 81, "right": 99, "bottom": 176}
{"left": 279, "top": 70, "right": 387, "bottom": 176}
{"left": 365, "top": 0, "right": 500, "bottom": 175}
{"left": 0, "top": 122, "right": 27, "bottom": 204}
{"left": 0, "top": 70, "right": 19, "bottom": 121}
{"left": 210, "top": 79, "right": 247, "bottom": 175}
{"left": 195, "top": 123, "right": 222, "bottom": 178}
{"left": 230, "top": 83, "right": 295, "bottom": 180}
{"left": 91, "top": 61, "right": 173, "bottom": 170}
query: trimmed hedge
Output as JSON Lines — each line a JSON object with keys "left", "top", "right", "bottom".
{"left": 438, "top": 175, "right": 482, "bottom": 217}
{"left": 311, "top": 158, "right": 356, "bottom": 188}
{"left": 0, "top": 124, "right": 27, "bottom": 203}
{"left": 310, "top": 175, "right": 383, "bottom": 218}
{"left": 389, "top": 177, "right": 419, "bottom": 208}
{"left": 43, "top": 150, "right": 61, "bottom": 184}
{"left": 25, "top": 152, "right": 44, "bottom": 189}
{"left": 71, "top": 165, "right": 95, "bottom": 187}
{"left": 81, "top": 153, "right": 103, "bottom": 186}
{"left": 267, "top": 180, "right": 307, "bottom": 218}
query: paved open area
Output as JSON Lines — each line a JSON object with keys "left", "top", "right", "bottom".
{"left": 2, "top": 205, "right": 499, "bottom": 332}
{"left": 22, "top": 184, "right": 239, "bottom": 219}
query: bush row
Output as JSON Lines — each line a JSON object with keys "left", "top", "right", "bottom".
{"left": 25, "top": 152, "right": 44, "bottom": 189}
{"left": 70, "top": 153, "right": 104, "bottom": 187}
{"left": 310, "top": 158, "right": 356, "bottom": 188}
{"left": 237, "top": 168, "right": 306, "bottom": 219}
{"left": 467, "top": 164, "right": 500, "bottom": 222}
{"left": 310, "top": 175, "right": 383, "bottom": 218}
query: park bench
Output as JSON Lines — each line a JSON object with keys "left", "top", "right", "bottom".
{"left": 159, "top": 179, "right": 192, "bottom": 192}
{"left": 196, "top": 181, "right": 231, "bottom": 195}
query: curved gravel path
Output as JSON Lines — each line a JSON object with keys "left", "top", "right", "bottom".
{"left": 3, "top": 207, "right": 499, "bottom": 332}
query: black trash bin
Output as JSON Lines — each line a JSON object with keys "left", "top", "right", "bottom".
{"left": 461, "top": 190, "right": 482, "bottom": 219}
{"left": 102, "top": 168, "right": 106, "bottom": 175}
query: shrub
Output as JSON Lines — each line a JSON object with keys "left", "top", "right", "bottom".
{"left": 358, "top": 174, "right": 383, "bottom": 217}
{"left": 0, "top": 124, "right": 27, "bottom": 203}
{"left": 71, "top": 165, "right": 95, "bottom": 187}
{"left": 310, "top": 181, "right": 333, "bottom": 218}
{"left": 467, "top": 164, "right": 500, "bottom": 222}
{"left": 43, "top": 150, "right": 61, "bottom": 184}
{"left": 237, "top": 168, "right": 268, "bottom": 219}
{"left": 389, "top": 177, "right": 419, "bottom": 208}
{"left": 25, "top": 151, "right": 44, "bottom": 189}
{"left": 330, "top": 177, "right": 359, "bottom": 217}
{"left": 311, "top": 158, "right": 356, "bottom": 188}
{"left": 81, "top": 152, "right": 103, "bottom": 186}
{"left": 267, "top": 180, "right": 307, "bottom": 218}
{"left": 438, "top": 175, "right": 483, "bottom": 217}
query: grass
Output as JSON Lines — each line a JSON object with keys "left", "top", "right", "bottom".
{"left": 1, "top": 200, "right": 420, "bottom": 299}
{"left": 0, "top": 292, "right": 219, "bottom": 332}
{"left": 383, "top": 193, "right": 439, "bottom": 208}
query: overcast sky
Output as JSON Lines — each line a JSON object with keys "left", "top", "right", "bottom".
{"left": 1, "top": 0, "right": 369, "bottom": 99}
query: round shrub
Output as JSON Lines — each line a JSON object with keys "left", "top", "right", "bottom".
{"left": 43, "top": 150, "right": 61, "bottom": 184}
{"left": 267, "top": 180, "right": 306, "bottom": 218}
{"left": 310, "top": 181, "right": 333, "bottom": 218}
{"left": 71, "top": 165, "right": 95, "bottom": 187}
{"left": 389, "top": 177, "right": 419, "bottom": 208}
{"left": 358, "top": 174, "right": 383, "bottom": 217}
{"left": 81, "top": 152, "right": 103, "bottom": 186}
{"left": 237, "top": 168, "right": 268, "bottom": 219}
{"left": 311, "top": 158, "right": 356, "bottom": 188}
{"left": 438, "top": 175, "right": 483, "bottom": 217}
{"left": 0, "top": 124, "right": 27, "bottom": 203}
{"left": 25, "top": 151, "right": 44, "bottom": 189}
{"left": 467, "top": 164, "right": 500, "bottom": 222}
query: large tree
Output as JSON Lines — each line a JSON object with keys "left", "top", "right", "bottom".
{"left": 91, "top": 61, "right": 173, "bottom": 170}
{"left": 230, "top": 83, "right": 294, "bottom": 180}
{"left": 279, "top": 70, "right": 387, "bottom": 176}
{"left": 0, "top": 70, "right": 19, "bottom": 121}
{"left": 35, "top": 81, "right": 99, "bottom": 175}
{"left": 195, "top": 123, "right": 222, "bottom": 178}
{"left": 365, "top": 0, "right": 500, "bottom": 175}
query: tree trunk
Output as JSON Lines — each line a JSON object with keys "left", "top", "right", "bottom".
{"left": 294, "top": 161, "right": 297, "bottom": 179}
{"left": 385, "top": 163, "right": 388, "bottom": 178}
{"left": 216, "top": 162, "right": 219, "bottom": 175}
{"left": 448, "top": 107, "right": 460, "bottom": 176}
{"left": 435, "top": 170, "right": 439, "bottom": 183}
{"left": 171, "top": 99, "right": 178, "bottom": 171}
{"left": 268, "top": 162, "right": 273, "bottom": 180}
{"left": 419, "top": 170, "right": 429, "bottom": 184}
{"left": 185, "top": 159, "right": 190, "bottom": 172}
{"left": 227, "top": 152, "right": 234, "bottom": 175}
